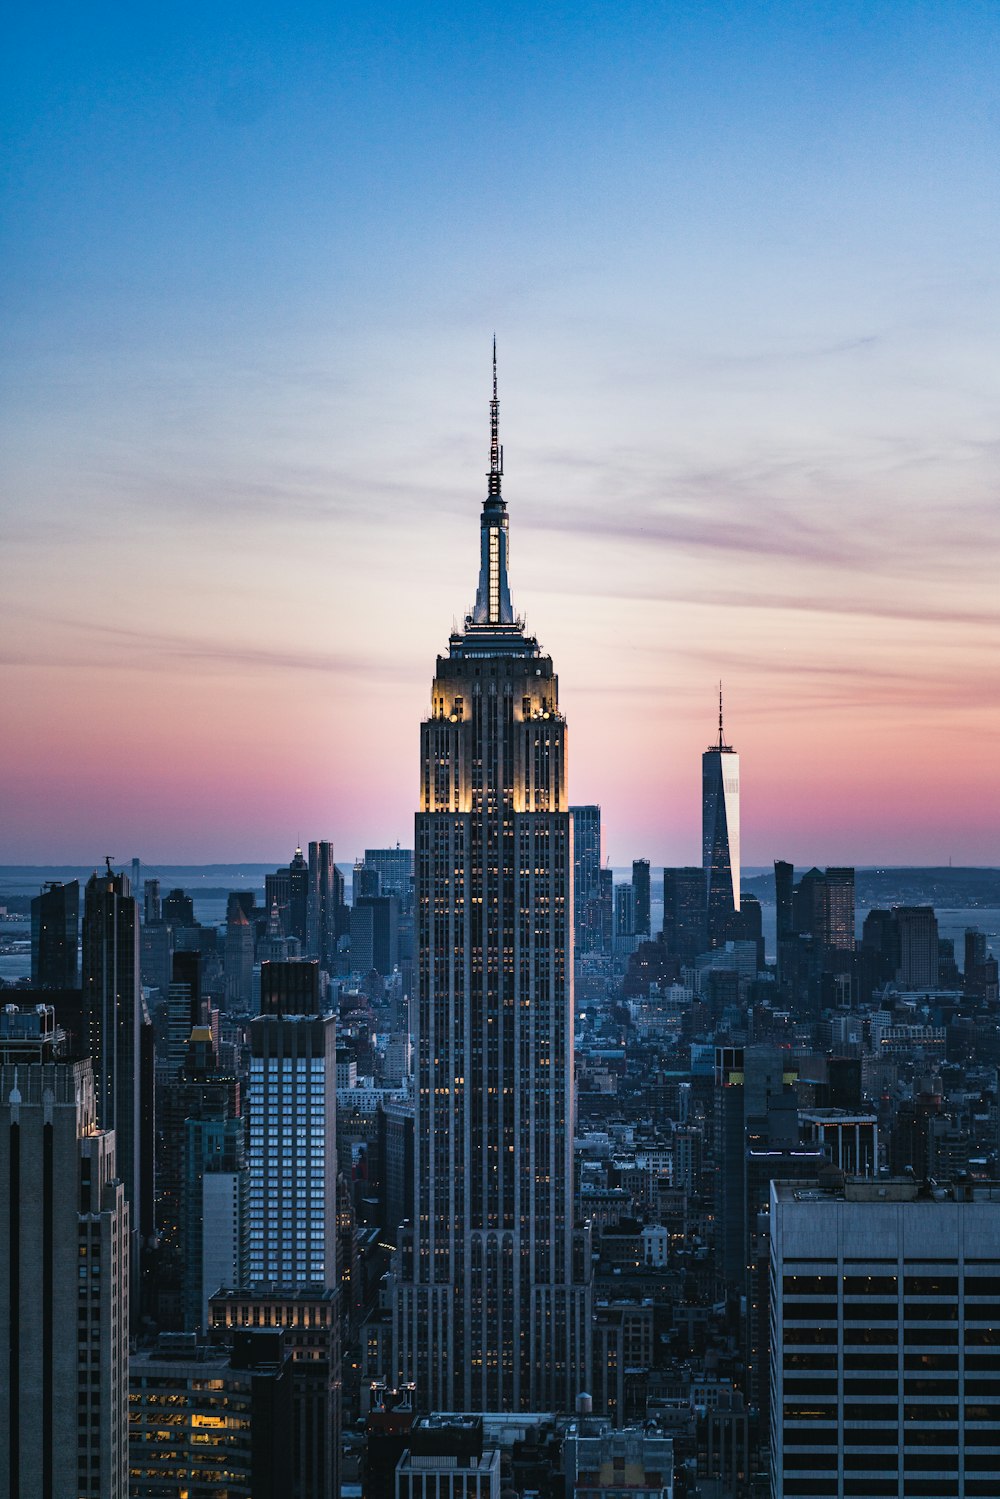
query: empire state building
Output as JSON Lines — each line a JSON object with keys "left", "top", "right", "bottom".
{"left": 393, "top": 349, "right": 592, "bottom": 1412}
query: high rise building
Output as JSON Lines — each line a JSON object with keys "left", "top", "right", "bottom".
{"left": 248, "top": 1009, "right": 338, "bottom": 1285}
{"left": 793, "top": 866, "right": 855, "bottom": 952}
{"left": 81, "top": 861, "right": 142, "bottom": 1230}
{"left": 393, "top": 348, "right": 591, "bottom": 1411}
{"left": 770, "top": 1176, "right": 1000, "bottom": 1499}
{"left": 353, "top": 894, "right": 400, "bottom": 976}
{"left": 703, "top": 689, "right": 740, "bottom": 948}
{"left": 166, "top": 949, "right": 201, "bottom": 1077}
{"left": 30, "top": 879, "right": 80, "bottom": 989}
{"left": 354, "top": 860, "right": 380, "bottom": 901}
{"left": 364, "top": 846, "right": 415, "bottom": 909}
{"left": 161, "top": 887, "right": 195, "bottom": 927}
{"left": 223, "top": 892, "right": 255, "bottom": 1010}
{"left": 895, "top": 905, "right": 940, "bottom": 989}
{"left": 661, "top": 866, "right": 706, "bottom": 962}
{"left": 615, "top": 883, "right": 635, "bottom": 941}
{"left": 288, "top": 846, "right": 310, "bottom": 941}
{"left": 631, "top": 859, "right": 651, "bottom": 938}
{"left": 129, "top": 1331, "right": 293, "bottom": 1498}
{"left": 598, "top": 867, "right": 614, "bottom": 945}
{"left": 308, "top": 841, "right": 342, "bottom": 969}
{"left": 964, "top": 927, "right": 999, "bottom": 1002}
{"left": 210, "top": 1286, "right": 341, "bottom": 1499}
{"left": 260, "top": 958, "right": 321, "bottom": 1016}
{"left": 154, "top": 1026, "right": 241, "bottom": 1331}
{"left": 143, "top": 877, "right": 161, "bottom": 925}
{"left": 571, "top": 806, "right": 604, "bottom": 955}
{"left": 0, "top": 1021, "right": 129, "bottom": 1499}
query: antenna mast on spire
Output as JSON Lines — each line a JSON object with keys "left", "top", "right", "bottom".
{"left": 488, "top": 335, "right": 503, "bottom": 497}
{"left": 718, "top": 682, "right": 725, "bottom": 750}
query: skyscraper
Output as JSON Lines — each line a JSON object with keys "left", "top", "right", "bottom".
{"left": 81, "top": 861, "right": 142, "bottom": 1230}
{"left": 248, "top": 1006, "right": 338, "bottom": 1286}
{"left": 661, "top": 866, "right": 706, "bottom": 962}
{"left": 394, "top": 347, "right": 591, "bottom": 1412}
{"left": 308, "top": 840, "right": 342, "bottom": 969}
{"left": 703, "top": 689, "right": 740, "bottom": 948}
{"left": 30, "top": 879, "right": 80, "bottom": 989}
{"left": 0, "top": 1015, "right": 129, "bottom": 1499}
{"left": 770, "top": 1176, "right": 1000, "bottom": 1498}
{"left": 570, "top": 806, "right": 603, "bottom": 955}
{"left": 631, "top": 858, "right": 651, "bottom": 938}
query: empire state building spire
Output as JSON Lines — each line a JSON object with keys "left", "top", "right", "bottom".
{"left": 471, "top": 339, "right": 516, "bottom": 627}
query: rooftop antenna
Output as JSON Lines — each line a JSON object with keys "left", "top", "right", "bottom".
{"left": 718, "top": 682, "right": 725, "bottom": 750}
{"left": 487, "top": 335, "right": 503, "bottom": 496}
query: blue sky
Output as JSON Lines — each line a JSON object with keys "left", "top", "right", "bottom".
{"left": 3, "top": 1, "right": 999, "bottom": 863}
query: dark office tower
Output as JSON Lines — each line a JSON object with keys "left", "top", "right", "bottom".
{"left": 0, "top": 1034, "right": 129, "bottom": 1499}
{"left": 774, "top": 860, "right": 794, "bottom": 941}
{"left": 703, "top": 689, "right": 740, "bottom": 948}
{"left": 662, "top": 867, "right": 706, "bottom": 962}
{"left": 162, "top": 887, "right": 195, "bottom": 927}
{"left": 155, "top": 1028, "right": 241, "bottom": 1331}
{"left": 354, "top": 895, "right": 400, "bottom": 976}
{"left": 615, "top": 882, "right": 634, "bottom": 937}
{"left": 729, "top": 890, "right": 764, "bottom": 971}
{"left": 308, "top": 840, "right": 339, "bottom": 969}
{"left": 570, "top": 806, "right": 602, "bottom": 954}
{"left": 354, "top": 860, "right": 380, "bottom": 900}
{"left": 143, "top": 877, "right": 161, "bottom": 925}
{"left": 792, "top": 866, "right": 855, "bottom": 953}
{"left": 713, "top": 1044, "right": 789, "bottom": 1289}
{"left": 895, "top": 905, "right": 939, "bottom": 989}
{"left": 966, "top": 927, "right": 987, "bottom": 974}
{"left": 31, "top": 878, "right": 80, "bottom": 989}
{"left": 965, "top": 928, "right": 999, "bottom": 1002}
{"left": 631, "top": 859, "right": 651, "bottom": 938}
{"left": 599, "top": 866, "right": 614, "bottom": 952}
{"left": 260, "top": 959, "right": 321, "bottom": 1016}
{"left": 167, "top": 949, "right": 202, "bottom": 1075}
{"left": 139, "top": 1000, "right": 156, "bottom": 1251}
{"left": 224, "top": 899, "right": 254, "bottom": 1010}
{"left": 393, "top": 348, "right": 591, "bottom": 1412}
{"left": 82, "top": 861, "right": 141, "bottom": 1229}
{"left": 265, "top": 865, "right": 291, "bottom": 925}
{"left": 288, "top": 846, "right": 309, "bottom": 941}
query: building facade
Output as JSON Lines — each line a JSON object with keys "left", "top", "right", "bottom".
{"left": 248, "top": 1011, "right": 338, "bottom": 1286}
{"left": 81, "top": 862, "right": 142, "bottom": 1231}
{"left": 770, "top": 1177, "right": 1000, "bottom": 1499}
{"left": 0, "top": 1041, "right": 129, "bottom": 1499}
{"left": 30, "top": 879, "right": 80, "bottom": 989}
{"left": 571, "top": 806, "right": 604, "bottom": 955}
{"left": 393, "top": 350, "right": 591, "bottom": 1411}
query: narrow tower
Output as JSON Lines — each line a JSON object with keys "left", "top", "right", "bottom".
{"left": 394, "top": 347, "right": 591, "bottom": 1412}
{"left": 703, "top": 685, "right": 740, "bottom": 948}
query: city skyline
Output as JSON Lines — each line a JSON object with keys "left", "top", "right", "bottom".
{"left": 4, "top": 4, "right": 1000, "bottom": 867}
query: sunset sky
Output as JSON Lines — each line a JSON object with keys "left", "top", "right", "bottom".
{"left": 3, "top": 1, "right": 999, "bottom": 866}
